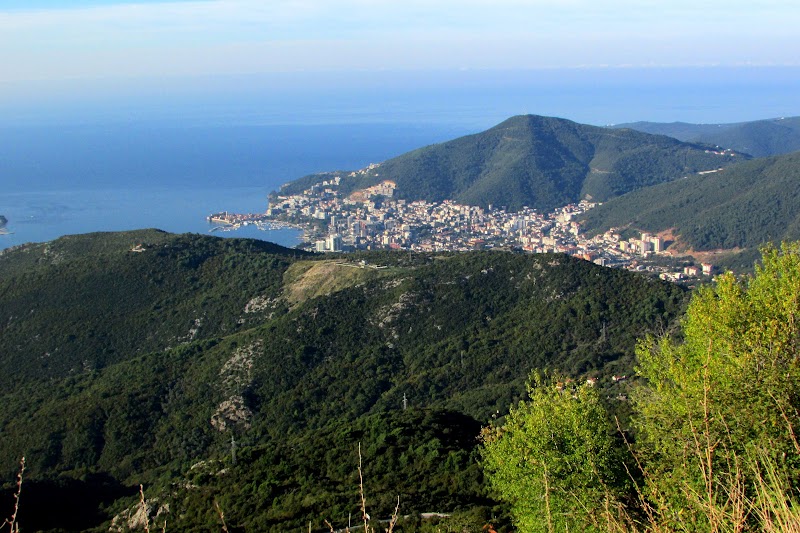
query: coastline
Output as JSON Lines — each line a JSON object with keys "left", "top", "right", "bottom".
{"left": 0, "top": 187, "right": 304, "bottom": 252}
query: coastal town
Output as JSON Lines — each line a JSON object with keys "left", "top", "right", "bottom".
{"left": 209, "top": 169, "right": 716, "bottom": 283}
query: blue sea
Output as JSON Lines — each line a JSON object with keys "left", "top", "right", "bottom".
{"left": 0, "top": 123, "right": 467, "bottom": 249}
{"left": 2, "top": 67, "right": 799, "bottom": 251}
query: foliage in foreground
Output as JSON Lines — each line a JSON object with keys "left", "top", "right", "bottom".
{"left": 481, "top": 376, "right": 630, "bottom": 533}
{"left": 633, "top": 242, "right": 800, "bottom": 531}
{"left": 482, "top": 242, "right": 800, "bottom": 532}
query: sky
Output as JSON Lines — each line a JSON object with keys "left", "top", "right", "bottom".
{"left": 2, "top": 0, "right": 800, "bottom": 85}
{"left": 1, "top": 0, "right": 800, "bottom": 128}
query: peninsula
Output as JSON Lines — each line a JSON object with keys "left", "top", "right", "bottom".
{"left": 209, "top": 114, "right": 762, "bottom": 280}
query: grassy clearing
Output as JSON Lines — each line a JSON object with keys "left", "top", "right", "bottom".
{"left": 283, "top": 259, "right": 399, "bottom": 306}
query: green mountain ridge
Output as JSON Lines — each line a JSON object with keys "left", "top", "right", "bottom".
{"left": 579, "top": 150, "right": 800, "bottom": 252}
{"left": 0, "top": 229, "right": 309, "bottom": 387}
{"left": 278, "top": 115, "right": 746, "bottom": 211}
{"left": 615, "top": 116, "right": 800, "bottom": 157}
{"left": 0, "top": 230, "right": 686, "bottom": 531}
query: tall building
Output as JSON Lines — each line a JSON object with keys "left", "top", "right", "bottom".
{"left": 651, "top": 237, "right": 663, "bottom": 253}
{"left": 327, "top": 233, "right": 343, "bottom": 252}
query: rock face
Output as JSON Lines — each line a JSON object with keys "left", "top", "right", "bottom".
{"left": 211, "top": 341, "right": 261, "bottom": 431}
{"left": 108, "top": 491, "right": 169, "bottom": 532}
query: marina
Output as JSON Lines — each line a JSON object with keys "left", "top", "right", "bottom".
{"left": 207, "top": 211, "right": 304, "bottom": 235}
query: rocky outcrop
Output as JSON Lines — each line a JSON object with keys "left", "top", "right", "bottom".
{"left": 211, "top": 341, "right": 261, "bottom": 432}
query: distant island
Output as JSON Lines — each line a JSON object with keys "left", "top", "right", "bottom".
{"left": 0, "top": 215, "right": 6, "bottom": 227}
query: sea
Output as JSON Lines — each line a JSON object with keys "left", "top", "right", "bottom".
{"left": 2, "top": 67, "right": 799, "bottom": 251}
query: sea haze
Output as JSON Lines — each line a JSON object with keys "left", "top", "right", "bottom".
{"left": 1, "top": 67, "right": 798, "bottom": 250}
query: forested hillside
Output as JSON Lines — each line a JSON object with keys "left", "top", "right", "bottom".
{"left": 279, "top": 115, "right": 744, "bottom": 211}
{"left": 579, "top": 151, "right": 800, "bottom": 251}
{"left": 0, "top": 231, "right": 686, "bottom": 531}
{"left": 616, "top": 116, "right": 800, "bottom": 157}
{"left": 0, "top": 229, "right": 308, "bottom": 387}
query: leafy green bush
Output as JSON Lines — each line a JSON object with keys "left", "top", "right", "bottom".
{"left": 482, "top": 243, "right": 800, "bottom": 532}
{"left": 633, "top": 242, "right": 800, "bottom": 530}
{"left": 481, "top": 375, "right": 630, "bottom": 533}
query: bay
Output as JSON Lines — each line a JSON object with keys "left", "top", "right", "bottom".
{"left": 0, "top": 122, "right": 466, "bottom": 250}
{"left": 0, "top": 187, "right": 303, "bottom": 250}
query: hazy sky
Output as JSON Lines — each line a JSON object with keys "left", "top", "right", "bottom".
{"left": 2, "top": 0, "right": 800, "bottom": 86}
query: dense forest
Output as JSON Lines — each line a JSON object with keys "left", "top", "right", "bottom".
{"left": 278, "top": 115, "right": 745, "bottom": 211}
{"left": 579, "top": 151, "right": 800, "bottom": 251}
{"left": 0, "top": 230, "right": 687, "bottom": 531}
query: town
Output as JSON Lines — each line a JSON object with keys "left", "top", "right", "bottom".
{"left": 211, "top": 167, "right": 715, "bottom": 283}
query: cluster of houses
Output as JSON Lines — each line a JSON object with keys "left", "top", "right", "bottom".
{"left": 261, "top": 171, "right": 715, "bottom": 281}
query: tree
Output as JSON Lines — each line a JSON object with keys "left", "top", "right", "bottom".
{"left": 482, "top": 243, "right": 800, "bottom": 532}
{"left": 480, "top": 374, "right": 629, "bottom": 533}
{"left": 633, "top": 242, "right": 800, "bottom": 531}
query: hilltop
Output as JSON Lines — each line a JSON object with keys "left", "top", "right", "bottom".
{"left": 0, "top": 230, "right": 686, "bottom": 531}
{"left": 615, "top": 116, "right": 800, "bottom": 157}
{"left": 579, "top": 150, "right": 800, "bottom": 252}
{"left": 278, "top": 115, "right": 745, "bottom": 212}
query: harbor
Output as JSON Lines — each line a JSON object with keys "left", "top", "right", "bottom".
{"left": 207, "top": 211, "right": 305, "bottom": 237}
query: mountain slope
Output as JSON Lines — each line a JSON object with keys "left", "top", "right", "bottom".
{"left": 615, "top": 116, "right": 800, "bottom": 157}
{"left": 579, "top": 151, "right": 800, "bottom": 251}
{"left": 0, "top": 231, "right": 687, "bottom": 531}
{"left": 0, "top": 229, "right": 308, "bottom": 387}
{"left": 279, "top": 115, "right": 745, "bottom": 211}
